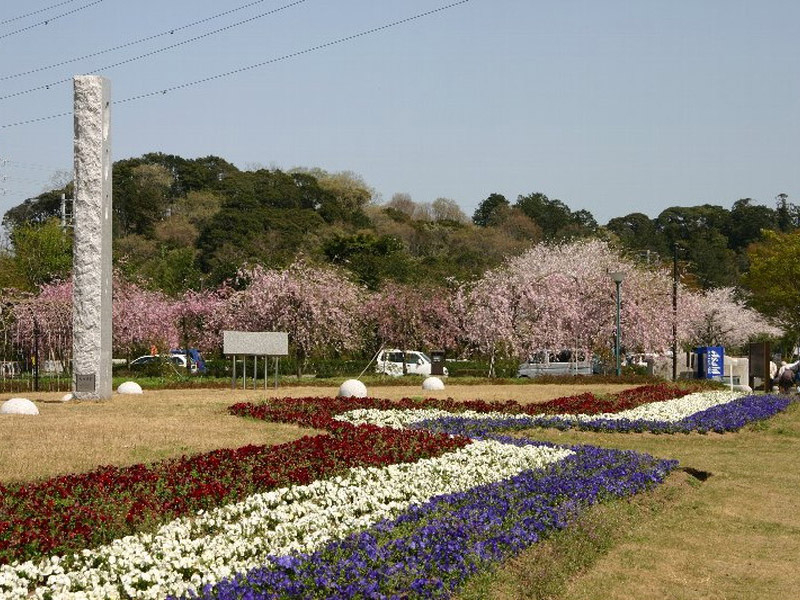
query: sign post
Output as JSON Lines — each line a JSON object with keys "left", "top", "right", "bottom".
{"left": 748, "top": 342, "right": 771, "bottom": 392}
{"left": 223, "top": 331, "right": 288, "bottom": 390}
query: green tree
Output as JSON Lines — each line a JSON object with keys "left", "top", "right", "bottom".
{"left": 322, "top": 232, "right": 412, "bottom": 289}
{"left": 472, "top": 193, "right": 509, "bottom": 227}
{"left": 775, "top": 193, "right": 800, "bottom": 232}
{"left": 2, "top": 185, "right": 72, "bottom": 231}
{"left": 115, "top": 216, "right": 205, "bottom": 295}
{"left": 514, "top": 192, "right": 595, "bottom": 239}
{"left": 9, "top": 219, "right": 72, "bottom": 290}
{"left": 606, "top": 212, "right": 666, "bottom": 257}
{"left": 729, "top": 198, "right": 776, "bottom": 251}
{"left": 137, "top": 153, "right": 238, "bottom": 195}
{"left": 113, "top": 162, "right": 173, "bottom": 236}
{"left": 655, "top": 205, "right": 739, "bottom": 288}
{"left": 291, "top": 168, "right": 374, "bottom": 224}
{"left": 198, "top": 207, "right": 326, "bottom": 283}
{"left": 742, "top": 229, "right": 800, "bottom": 339}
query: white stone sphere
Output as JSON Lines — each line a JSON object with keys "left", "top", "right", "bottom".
{"left": 1, "top": 397, "right": 39, "bottom": 415}
{"left": 422, "top": 376, "right": 445, "bottom": 391}
{"left": 338, "top": 379, "right": 367, "bottom": 398}
{"left": 117, "top": 381, "right": 143, "bottom": 395}
{"left": 61, "top": 393, "right": 74, "bottom": 402}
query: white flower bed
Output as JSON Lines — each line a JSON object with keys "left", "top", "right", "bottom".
{"left": 335, "top": 391, "right": 745, "bottom": 429}
{"left": 334, "top": 407, "right": 532, "bottom": 429}
{"left": 558, "top": 390, "right": 744, "bottom": 423}
{"left": 0, "top": 441, "right": 572, "bottom": 600}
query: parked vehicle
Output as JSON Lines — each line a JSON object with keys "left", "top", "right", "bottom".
{"left": 170, "top": 348, "right": 206, "bottom": 373}
{"left": 129, "top": 350, "right": 205, "bottom": 374}
{"left": 375, "top": 349, "right": 448, "bottom": 377}
{"left": 517, "top": 349, "right": 592, "bottom": 378}
{"left": 129, "top": 354, "right": 186, "bottom": 370}
{"left": 0, "top": 361, "right": 21, "bottom": 378}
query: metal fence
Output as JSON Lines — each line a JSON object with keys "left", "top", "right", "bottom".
{"left": 0, "top": 344, "right": 72, "bottom": 394}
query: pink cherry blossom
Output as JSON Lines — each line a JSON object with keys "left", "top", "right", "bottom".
{"left": 228, "top": 260, "right": 366, "bottom": 374}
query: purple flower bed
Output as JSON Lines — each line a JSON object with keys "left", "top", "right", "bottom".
{"left": 415, "top": 394, "right": 794, "bottom": 437}
{"left": 177, "top": 442, "right": 676, "bottom": 600}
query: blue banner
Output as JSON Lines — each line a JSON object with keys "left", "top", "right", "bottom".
{"left": 696, "top": 346, "right": 725, "bottom": 379}
{"left": 705, "top": 346, "right": 724, "bottom": 378}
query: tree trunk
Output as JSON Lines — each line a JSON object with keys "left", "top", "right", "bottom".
{"left": 295, "top": 348, "right": 306, "bottom": 378}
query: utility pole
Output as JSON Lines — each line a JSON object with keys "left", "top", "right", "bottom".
{"left": 672, "top": 243, "right": 678, "bottom": 381}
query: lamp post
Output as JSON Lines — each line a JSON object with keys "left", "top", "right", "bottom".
{"left": 610, "top": 271, "right": 625, "bottom": 376}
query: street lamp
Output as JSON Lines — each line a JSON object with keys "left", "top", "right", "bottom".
{"left": 610, "top": 271, "right": 625, "bottom": 376}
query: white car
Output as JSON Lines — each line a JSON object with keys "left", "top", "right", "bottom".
{"left": 129, "top": 354, "right": 197, "bottom": 373}
{"left": 375, "top": 349, "right": 448, "bottom": 377}
{"left": 517, "top": 349, "right": 593, "bottom": 378}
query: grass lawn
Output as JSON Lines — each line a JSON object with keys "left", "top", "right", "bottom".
{"left": 1, "top": 382, "right": 795, "bottom": 599}
{"left": 457, "top": 398, "right": 800, "bottom": 600}
{"left": 0, "top": 382, "right": 636, "bottom": 483}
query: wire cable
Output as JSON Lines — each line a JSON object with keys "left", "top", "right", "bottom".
{"left": 0, "top": 0, "right": 472, "bottom": 129}
{"left": 117, "top": 1, "right": 472, "bottom": 103}
{"left": 1, "top": 0, "right": 278, "bottom": 82}
{"left": 0, "top": 0, "right": 308, "bottom": 99}
{"left": 0, "top": 159, "right": 67, "bottom": 171}
{"left": 0, "top": 0, "right": 105, "bottom": 40}
{"left": 0, "top": 0, "right": 83, "bottom": 26}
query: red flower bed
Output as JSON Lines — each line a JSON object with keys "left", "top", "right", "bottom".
{"left": 0, "top": 384, "right": 694, "bottom": 567}
{"left": 0, "top": 423, "right": 469, "bottom": 566}
{"left": 532, "top": 384, "right": 700, "bottom": 415}
{"left": 229, "top": 383, "right": 699, "bottom": 426}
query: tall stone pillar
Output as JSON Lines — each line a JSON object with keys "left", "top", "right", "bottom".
{"left": 72, "top": 76, "right": 112, "bottom": 400}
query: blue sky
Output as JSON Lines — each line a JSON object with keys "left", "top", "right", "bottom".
{"left": 2, "top": 0, "right": 799, "bottom": 225}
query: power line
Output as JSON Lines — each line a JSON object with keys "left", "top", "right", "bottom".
{"left": 0, "top": 0, "right": 309, "bottom": 100}
{"left": 0, "top": 0, "right": 472, "bottom": 130}
{"left": 0, "top": 159, "right": 68, "bottom": 171}
{"left": 119, "top": 1, "right": 473, "bottom": 103}
{"left": 0, "top": 0, "right": 83, "bottom": 26}
{"left": 0, "top": 0, "right": 105, "bottom": 40}
{"left": 1, "top": 0, "right": 279, "bottom": 82}
{"left": 1, "top": 110, "right": 72, "bottom": 129}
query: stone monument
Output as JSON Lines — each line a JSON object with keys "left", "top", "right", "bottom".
{"left": 72, "top": 76, "right": 112, "bottom": 400}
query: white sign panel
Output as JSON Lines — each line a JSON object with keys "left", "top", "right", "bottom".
{"left": 223, "top": 331, "right": 289, "bottom": 356}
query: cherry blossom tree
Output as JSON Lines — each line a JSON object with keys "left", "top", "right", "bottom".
{"left": 453, "top": 273, "right": 516, "bottom": 377}
{"left": 11, "top": 281, "right": 72, "bottom": 369}
{"left": 685, "top": 287, "right": 782, "bottom": 348}
{"left": 457, "top": 239, "right": 708, "bottom": 368}
{"left": 365, "top": 283, "right": 458, "bottom": 373}
{"left": 113, "top": 278, "right": 180, "bottom": 358}
{"left": 228, "top": 260, "right": 366, "bottom": 375}
{"left": 173, "top": 286, "right": 233, "bottom": 355}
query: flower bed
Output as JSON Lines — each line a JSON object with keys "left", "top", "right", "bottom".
{"left": 0, "top": 425, "right": 468, "bottom": 566}
{"left": 0, "top": 441, "right": 574, "bottom": 599}
{"left": 181, "top": 442, "right": 676, "bottom": 600}
{"left": 3, "top": 384, "right": 780, "bottom": 599}
{"left": 331, "top": 391, "right": 794, "bottom": 436}
{"left": 228, "top": 383, "right": 699, "bottom": 426}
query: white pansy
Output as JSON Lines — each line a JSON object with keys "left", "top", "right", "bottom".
{"left": 1, "top": 441, "right": 572, "bottom": 600}
{"left": 335, "top": 391, "right": 745, "bottom": 428}
{"left": 553, "top": 390, "right": 744, "bottom": 423}
{"left": 335, "top": 407, "right": 532, "bottom": 429}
